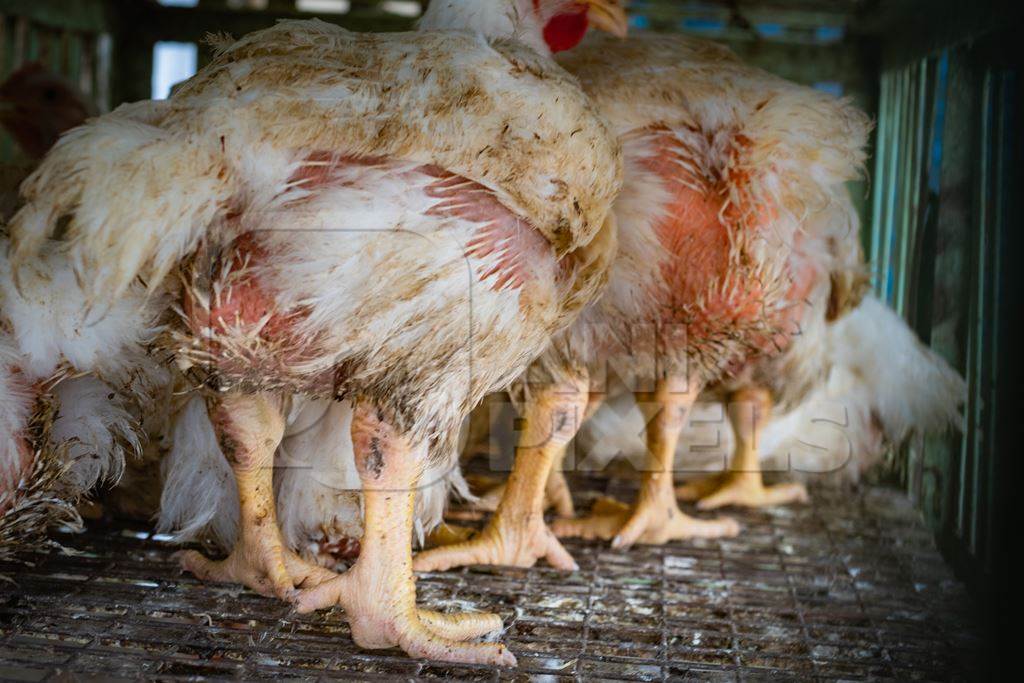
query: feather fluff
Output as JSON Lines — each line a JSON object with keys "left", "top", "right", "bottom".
{"left": 157, "top": 395, "right": 239, "bottom": 549}
{"left": 576, "top": 295, "right": 966, "bottom": 484}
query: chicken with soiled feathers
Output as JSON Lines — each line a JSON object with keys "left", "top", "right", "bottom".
{"left": 413, "top": 33, "right": 871, "bottom": 572}
{"left": 3, "top": 0, "right": 626, "bottom": 664}
{"left": 555, "top": 187, "right": 963, "bottom": 514}
{"left": 1, "top": 65, "right": 171, "bottom": 564}
{"left": 579, "top": 295, "right": 967, "bottom": 496}
{"left": 462, "top": 185, "right": 871, "bottom": 518}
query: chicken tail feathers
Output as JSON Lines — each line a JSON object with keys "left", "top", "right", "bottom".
{"left": 829, "top": 295, "right": 966, "bottom": 446}
{"left": 157, "top": 395, "right": 239, "bottom": 550}
{"left": 7, "top": 109, "right": 229, "bottom": 303}
{"left": 764, "top": 294, "right": 967, "bottom": 483}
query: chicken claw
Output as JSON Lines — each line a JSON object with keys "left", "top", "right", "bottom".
{"left": 414, "top": 382, "right": 588, "bottom": 572}
{"left": 413, "top": 506, "right": 578, "bottom": 572}
{"left": 676, "top": 387, "right": 809, "bottom": 510}
{"left": 178, "top": 392, "right": 333, "bottom": 600}
{"left": 555, "top": 376, "right": 738, "bottom": 547}
{"left": 295, "top": 569, "right": 509, "bottom": 661}
{"left": 423, "top": 522, "right": 476, "bottom": 547}
{"left": 676, "top": 472, "right": 809, "bottom": 509}
{"left": 176, "top": 544, "right": 334, "bottom": 599}
{"left": 295, "top": 402, "right": 515, "bottom": 666}
{"left": 553, "top": 495, "right": 739, "bottom": 547}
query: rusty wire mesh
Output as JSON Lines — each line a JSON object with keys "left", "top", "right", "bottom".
{"left": 0, "top": 472, "right": 980, "bottom": 681}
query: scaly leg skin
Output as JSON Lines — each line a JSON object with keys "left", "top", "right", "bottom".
{"left": 413, "top": 379, "right": 588, "bottom": 572}
{"left": 675, "top": 387, "right": 809, "bottom": 510}
{"left": 553, "top": 377, "right": 740, "bottom": 548}
{"left": 470, "top": 465, "right": 574, "bottom": 517}
{"left": 543, "top": 393, "right": 603, "bottom": 520}
{"left": 177, "top": 392, "right": 333, "bottom": 599}
{"left": 294, "top": 403, "right": 513, "bottom": 666}
{"left": 469, "top": 392, "right": 602, "bottom": 517}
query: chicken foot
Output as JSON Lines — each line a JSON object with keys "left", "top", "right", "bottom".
{"left": 469, "top": 393, "right": 603, "bottom": 518}
{"left": 553, "top": 377, "right": 739, "bottom": 547}
{"left": 177, "top": 392, "right": 334, "bottom": 600}
{"left": 676, "top": 387, "right": 809, "bottom": 509}
{"left": 413, "top": 379, "right": 588, "bottom": 572}
{"left": 294, "top": 402, "right": 513, "bottom": 666}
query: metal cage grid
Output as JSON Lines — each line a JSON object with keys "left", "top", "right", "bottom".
{"left": 0, "top": 474, "right": 980, "bottom": 681}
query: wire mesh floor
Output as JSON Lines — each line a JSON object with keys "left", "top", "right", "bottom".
{"left": 0, "top": 476, "right": 981, "bottom": 681}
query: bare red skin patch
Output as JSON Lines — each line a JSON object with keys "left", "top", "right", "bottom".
{"left": 642, "top": 130, "right": 765, "bottom": 329}
{"left": 640, "top": 127, "right": 811, "bottom": 359}
{"left": 289, "top": 153, "right": 551, "bottom": 296}
{"left": 316, "top": 536, "right": 361, "bottom": 563}
{"left": 184, "top": 152, "right": 554, "bottom": 389}
{"left": 181, "top": 230, "right": 327, "bottom": 389}
{"left": 183, "top": 233, "right": 298, "bottom": 339}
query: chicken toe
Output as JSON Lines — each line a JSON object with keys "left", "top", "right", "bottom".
{"left": 555, "top": 377, "right": 739, "bottom": 547}
{"left": 677, "top": 473, "right": 809, "bottom": 509}
{"left": 294, "top": 402, "right": 514, "bottom": 666}
{"left": 415, "top": 382, "right": 587, "bottom": 571}
{"left": 178, "top": 393, "right": 328, "bottom": 600}
{"left": 554, "top": 492, "right": 739, "bottom": 547}
{"left": 414, "top": 508, "right": 578, "bottom": 572}
{"left": 677, "top": 387, "right": 809, "bottom": 510}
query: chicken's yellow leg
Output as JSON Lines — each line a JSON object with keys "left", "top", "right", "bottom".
{"left": 413, "top": 378, "right": 588, "bottom": 571}
{"left": 472, "top": 393, "right": 601, "bottom": 518}
{"left": 471, "top": 461, "right": 574, "bottom": 517}
{"left": 554, "top": 377, "right": 739, "bottom": 547}
{"left": 294, "top": 402, "right": 513, "bottom": 666}
{"left": 177, "top": 392, "right": 332, "bottom": 600}
{"left": 676, "top": 386, "right": 809, "bottom": 509}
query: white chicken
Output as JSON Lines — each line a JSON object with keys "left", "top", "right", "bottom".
{"left": 577, "top": 292, "right": 967, "bottom": 493}
{"left": 2, "top": 85, "right": 167, "bottom": 564}
{"left": 5, "top": 2, "right": 626, "bottom": 664}
{"left": 0, "top": 237, "right": 168, "bottom": 564}
{"left": 666, "top": 185, "right": 869, "bottom": 509}
{"left": 413, "top": 33, "right": 871, "bottom": 572}
{"left": 567, "top": 187, "right": 964, "bottom": 504}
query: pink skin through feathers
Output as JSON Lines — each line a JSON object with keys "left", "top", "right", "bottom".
{"left": 640, "top": 127, "right": 818, "bottom": 362}
{"left": 289, "top": 153, "right": 552, "bottom": 295}
{"left": 0, "top": 370, "right": 35, "bottom": 517}
{"left": 422, "top": 165, "right": 552, "bottom": 293}
{"left": 183, "top": 153, "right": 551, "bottom": 377}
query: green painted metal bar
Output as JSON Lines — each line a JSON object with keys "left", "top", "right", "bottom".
{"left": 870, "top": 70, "right": 892, "bottom": 291}
{"left": 0, "top": 0, "right": 108, "bottom": 33}
{"left": 880, "top": 68, "right": 904, "bottom": 304}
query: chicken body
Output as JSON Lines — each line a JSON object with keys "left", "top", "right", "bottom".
{"left": 1, "top": 70, "right": 166, "bottom": 564}
{"left": 579, "top": 293, "right": 966, "bottom": 493}
{"left": 415, "top": 33, "right": 870, "bottom": 572}
{"left": 673, "top": 187, "right": 869, "bottom": 509}
{"left": 6, "top": 12, "right": 621, "bottom": 664}
{"left": 0, "top": 63, "right": 96, "bottom": 161}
